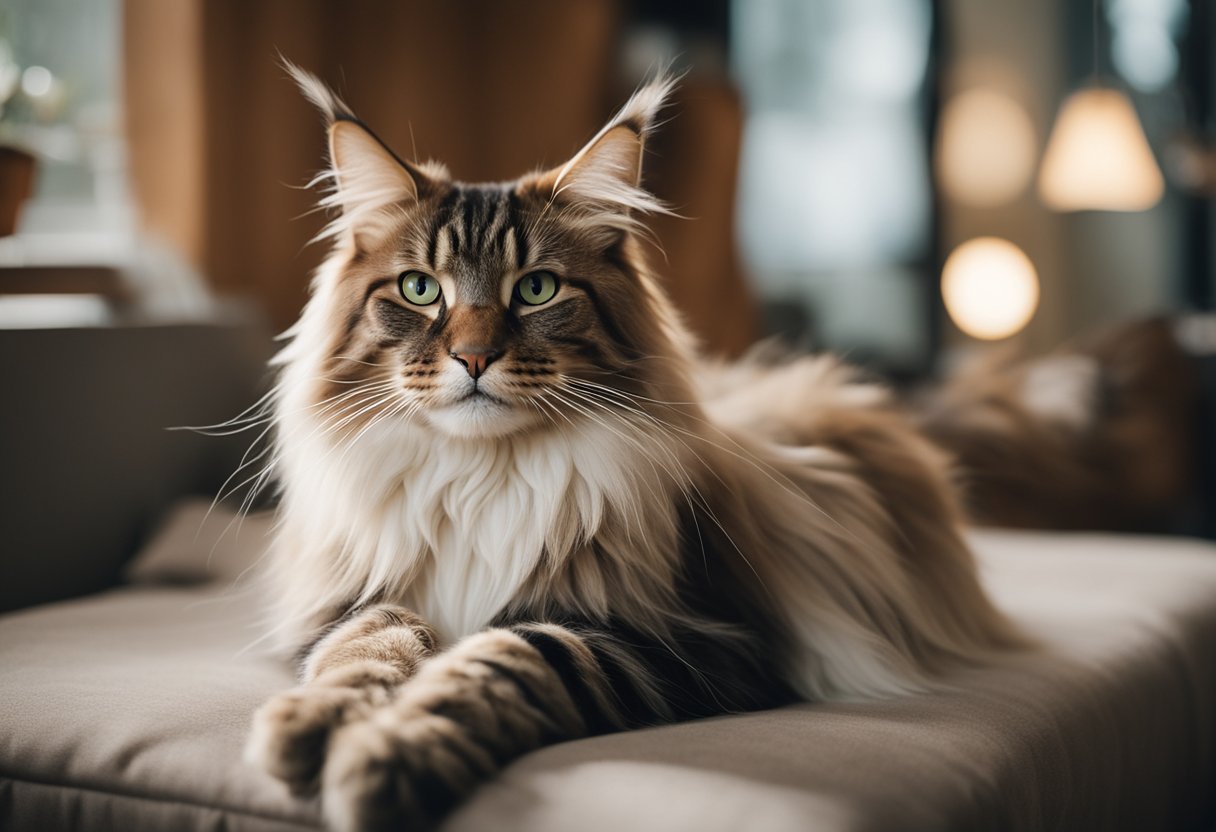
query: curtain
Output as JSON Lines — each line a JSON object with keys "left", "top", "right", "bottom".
{"left": 123, "top": 0, "right": 756, "bottom": 353}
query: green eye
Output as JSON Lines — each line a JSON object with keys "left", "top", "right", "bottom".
{"left": 514, "top": 271, "right": 559, "bottom": 306}
{"left": 399, "top": 271, "right": 441, "bottom": 306}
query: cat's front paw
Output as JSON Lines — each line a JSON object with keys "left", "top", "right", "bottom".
{"left": 322, "top": 709, "right": 496, "bottom": 832}
{"left": 246, "top": 662, "right": 401, "bottom": 795}
{"left": 246, "top": 685, "right": 367, "bottom": 795}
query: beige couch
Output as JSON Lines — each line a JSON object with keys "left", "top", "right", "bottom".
{"left": 2, "top": 325, "right": 1215, "bottom": 831}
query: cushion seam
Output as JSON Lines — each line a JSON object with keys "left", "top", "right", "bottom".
{"left": 0, "top": 771, "right": 320, "bottom": 830}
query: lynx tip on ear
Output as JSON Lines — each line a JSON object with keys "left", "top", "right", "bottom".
{"left": 280, "top": 55, "right": 355, "bottom": 126}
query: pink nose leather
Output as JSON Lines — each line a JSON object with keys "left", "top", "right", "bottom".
{"left": 450, "top": 349, "right": 500, "bottom": 380}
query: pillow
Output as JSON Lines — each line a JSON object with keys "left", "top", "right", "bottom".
{"left": 125, "top": 497, "right": 274, "bottom": 587}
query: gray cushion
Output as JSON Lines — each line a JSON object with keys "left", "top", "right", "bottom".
{"left": 0, "top": 323, "right": 273, "bottom": 614}
{"left": 3, "top": 528, "right": 1216, "bottom": 831}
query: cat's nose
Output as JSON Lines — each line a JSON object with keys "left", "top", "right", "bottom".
{"left": 449, "top": 348, "right": 501, "bottom": 380}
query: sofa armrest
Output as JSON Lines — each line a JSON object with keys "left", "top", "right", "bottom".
{"left": 0, "top": 319, "right": 273, "bottom": 612}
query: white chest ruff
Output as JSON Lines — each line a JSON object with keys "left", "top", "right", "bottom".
{"left": 276, "top": 410, "right": 677, "bottom": 645}
{"left": 388, "top": 436, "right": 587, "bottom": 643}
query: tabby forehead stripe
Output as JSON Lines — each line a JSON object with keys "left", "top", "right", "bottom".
{"left": 502, "top": 225, "right": 520, "bottom": 272}
{"left": 480, "top": 197, "right": 508, "bottom": 257}
{"left": 458, "top": 190, "right": 481, "bottom": 252}
{"left": 479, "top": 190, "right": 501, "bottom": 254}
{"left": 507, "top": 190, "right": 529, "bottom": 267}
{"left": 426, "top": 219, "right": 443, "bottom": 268}
{"left": 423, "top": 187, "right": 531, "bottom": 275}
{"left": 426, "top": 190, "right": 460, "bottom": 267}
{"left": 491, "top": 207, "right": 514, "bottom": 255}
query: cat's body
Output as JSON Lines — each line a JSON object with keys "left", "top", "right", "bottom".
{"left": 246, "top": 66, "right": 1020, "bottom": 831}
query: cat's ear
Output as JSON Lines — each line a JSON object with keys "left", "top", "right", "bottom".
{"left": 529, "top": 72, "right": 679, "bottom": 232}
{"left": 284, "top": 59, "right": 441, "bottom": 247}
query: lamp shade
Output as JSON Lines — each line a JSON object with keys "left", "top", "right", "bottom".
{"left": 1038, "top": 87, "right": 1164, "bottom": 212}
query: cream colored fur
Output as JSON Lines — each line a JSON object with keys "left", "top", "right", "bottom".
{"left": 261, "top": 68, "right": 1016, "bottom": 707}
{"left": 267, "top": 261, "right": 1013, "bottom": 702}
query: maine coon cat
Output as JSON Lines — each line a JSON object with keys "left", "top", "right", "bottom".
{"left": 245, "top": 63, "right": 1022, "bottom": 831}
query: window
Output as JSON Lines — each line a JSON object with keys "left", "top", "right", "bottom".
{"left": 732, "top": 0, "right": 935, "bottom": 370}
{"left": 0, "top": 0, "right": 128, "bottom": 235}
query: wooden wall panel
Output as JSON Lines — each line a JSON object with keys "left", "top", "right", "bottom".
{"left": 200, "top": 0, "right": 330, "bottom": 328}
{"left": 123, "top": 0, "right": 206, "bottom": 266}
{"left": 647, "top": 79, "right": 758, "bottom": 356}
{"left": 123, "top": 0, "right": 756, "bottom": 352}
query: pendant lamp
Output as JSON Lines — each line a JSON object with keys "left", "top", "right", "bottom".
{"left": 1037, "top": 1, "right": 1164, "bottom": 211}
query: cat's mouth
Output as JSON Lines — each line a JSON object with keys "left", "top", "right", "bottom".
{"left": 456, "top": 388, "right": 506, "bottom": 405}
{"left": 425, "top": 384, "right": 541, "bottom": 438}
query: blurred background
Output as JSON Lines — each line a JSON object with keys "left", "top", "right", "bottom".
{"left": 2, "top": 0, "right": 1216, "bottom": 609}
{"left": 4, "top": 0, "right": 1216, "bottom": 363}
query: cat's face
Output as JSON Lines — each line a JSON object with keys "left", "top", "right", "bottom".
{"left": 291, "top": 66, "right": 677, "bottom": 440}
{"left": 325, "top": 181, "right": 650, "bottom": 439}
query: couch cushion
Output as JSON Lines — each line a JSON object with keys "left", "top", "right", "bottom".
{"left": 124, "top": 498, "right": 274, "bottom": 587}
{"left": 3, "top": 529, "right": 1216, "bottom": 831}
{"left": 0, "top": 323, "right": 273, "bottom": 614}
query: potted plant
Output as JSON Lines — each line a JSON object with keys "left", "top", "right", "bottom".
{"left": 0, "top": 37, "right": 37, "bottom": 237}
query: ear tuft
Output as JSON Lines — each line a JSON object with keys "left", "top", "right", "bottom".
{"left": 282, "top": 57, "right": 356, "bottom": 126}
{"left": 549, "top": 70, "right": 680, "bottom": 199}
{"left": 283, "top": 57, "right": 433, "bottom": 247}
{"left": 605, "top": 71, "right": 681, "bottom": 142}
{"left": 538, "top": 71, "right": 680, "bottom": 229}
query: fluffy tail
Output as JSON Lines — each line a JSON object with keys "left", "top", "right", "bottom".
{"left": 700, "top": 354, "right": 1026, "bottom": 702}
{"left": 917, "top": 317, "right": 1201, "bottom": 532}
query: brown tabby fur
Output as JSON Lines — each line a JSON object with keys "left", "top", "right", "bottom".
{"left": 243, "top": 65, "right": 1023, "bottom": 832}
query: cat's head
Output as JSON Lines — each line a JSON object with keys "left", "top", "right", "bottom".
{"left": 285, "top": 63, "right": 687, "bottom": 441}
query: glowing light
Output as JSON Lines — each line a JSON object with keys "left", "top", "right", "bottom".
{"left": 942, "top": 237, "right": 1039, "bottom": 340}
{"left": 20, "top": 66, "right": 52, "bottom": 98}
{"left": 936, "top": 89, "right": 1038, "bottom": 206}
{"left": 1038, "top": 87, "right": 1164, "bottom": 212}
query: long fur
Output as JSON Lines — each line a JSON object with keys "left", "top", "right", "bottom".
{"left": 266, "top": 211, "right": 1014, "bottom": 700}
{"left": 247, "top": 65, "right": 1022, "bottom": 831}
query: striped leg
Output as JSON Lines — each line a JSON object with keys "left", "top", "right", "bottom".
{"left": 320, "top": 620, "right": 782, "bottom": 832}
{"left": 246, "top": 604, "right": 436, "bottom": 794}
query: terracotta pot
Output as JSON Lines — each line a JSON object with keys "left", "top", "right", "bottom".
{"left": 0, "top": 146, "right": 36, "bottom": 237}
